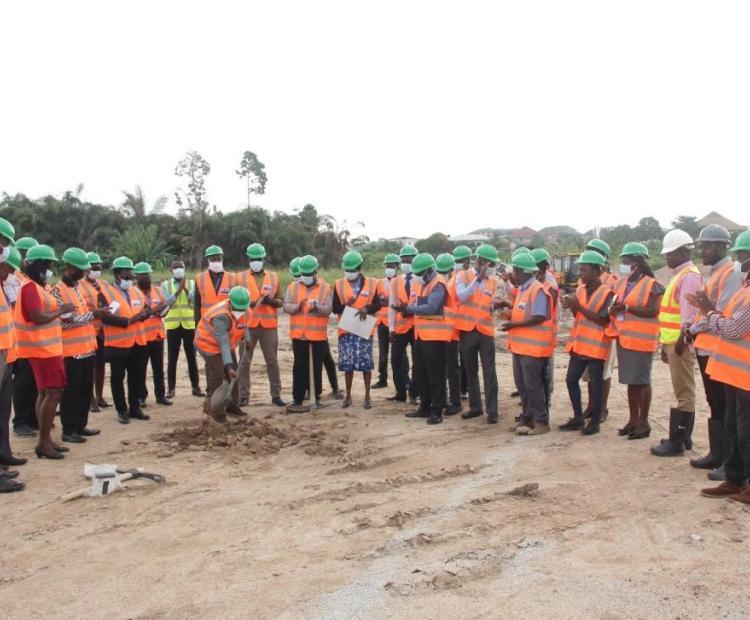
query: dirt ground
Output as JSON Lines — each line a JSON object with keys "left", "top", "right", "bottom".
{"left": 2, "top": 315, "right": 749, "bottom": 620}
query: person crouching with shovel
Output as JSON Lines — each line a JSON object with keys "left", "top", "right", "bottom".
{"left": 195, "top": 286, "right": 251, "bottom": 422}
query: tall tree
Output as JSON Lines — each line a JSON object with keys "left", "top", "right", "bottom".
{"left": 634, "top": 216, "right": 662, "bottom": 241}
{"left": 235, "top": 151, "right": 268, "bottom": 209}
{"left": 120, "top": 185, "right": 167, "bottom": 222}
{"left": 174, "top": 150, "right": 211, "bottom": 267}
{"left": 671, "top": 215, "right": 701, "bottom": 240}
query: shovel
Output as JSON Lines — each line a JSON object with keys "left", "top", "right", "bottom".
{"left": 209, "top": 349, "right": 248, "bottom": 417}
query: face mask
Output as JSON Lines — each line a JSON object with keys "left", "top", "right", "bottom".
{"left": 0, "top": 246, "right": 9, "bottom": 263}
{"left": 119, "top": 279, "right": 133, "bottom": 290}
{"left": 619, "top": 263, "right": 632, "bottom": 275}
{"left": 301, "top": 275, "right": 315, "bottom": 286}
{"left": 249, "top": 260, "right": 264, "bottom": 273}
{"left": 231, "top": 310, "right": 245, "bottom": 319}
{"left": 400, "top": 263, "right": 412, "bottom": 274}
{"left": 734, "top": 258, "right": 750, "bottom": 274}
{"left": 44, "top": 269, "right": 54, "bottom": 283}
{"left": 88, "top": 270, "right": 101, "bottom": 281}
{"left": 486, "top": 268, "right": 496, "bottom": 278}
{"left": 413, "top": 274, "right": 425, "bottom": 286}
{"left": 453, "top": 264, "right": 464, "bottom": 272}
{"left": 208, "top": 261, "right": 223, "bottom": 273}
{"left": 385, "top": 268, "right": 397, "bottom": 278}
{"left": 345, "top": 271, "right": 359, "bottom": 281}
{"left": 172, "top": 268, "right": 185, "bottom": 280}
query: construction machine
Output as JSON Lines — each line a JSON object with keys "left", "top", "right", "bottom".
{"left": 552, "top": 253, "right": 581, "bottom": 293}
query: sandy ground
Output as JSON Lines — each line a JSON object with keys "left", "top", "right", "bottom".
{"left": 2, "top": 314, "right": 749, "bottom": 620}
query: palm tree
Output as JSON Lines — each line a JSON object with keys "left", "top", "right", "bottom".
{"left": 120, "top": 185, "right": 168, "bottom": 222}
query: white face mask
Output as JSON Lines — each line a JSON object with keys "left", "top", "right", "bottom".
{"left": 734, "top": 258, "right": 750, "bottom": 274}
{"left": 413, "top": 274, "right": 425, "bottom": 286}
{"left": 231, "top": 310, "right": 245, "bottom": 319}
{"left": 301, "top": 275, "right": 315, "bottom": 286}
{"left": 249, "top": 260, "right": 264, "bottom": 273}
{"left": 400, "top": 263, "right": 413, "bottom": 274}
{"left": 208, "top": 261, "right": 223, "bottom": 273}
{"left": 0, "top": 246, "right": 9, "bottom": 263}
{"left": 384, "top": 268, "right": 397, "bottom": 278}
{"left": 345, "top": 271, "right": 359, "bottom": 281}
{"left": 453, "top": 264, "right": 464, "bottom": 272}
{"left": 619, "top": 263, "right": 632, "bottom": 275}
{"left": 88, "top": 270, "right": 101, "bottom": 281}
{"left": 119, "top": 279, "right": 133, "bottom": 290}
{"left": 172, "top": 268, "right": 185, "bottom": 279}
{"left": 44, "top": 269, "right": 54, "bottom": 283}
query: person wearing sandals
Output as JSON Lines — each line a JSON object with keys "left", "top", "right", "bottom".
{"left": 333, "top": 251, "right": 381, "bottom": 409}
{"left": 607, "top": 243, "right": 664, "bottom": 440}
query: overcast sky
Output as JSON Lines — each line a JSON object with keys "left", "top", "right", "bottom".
{"left": 1, "top": 1, "right": 749, "bottom": 240}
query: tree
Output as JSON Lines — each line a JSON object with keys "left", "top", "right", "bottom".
{"left": 634, "top": 216, "right": 662, "bottom": 241}
{"left": 175, "top": 150, "right": 211, "bottom": 267}
{"left": 671, "top": 215, "right": 701, "bottom": 240}
{"left": 235, "top": 151, "right": 268, "bottom": 209}
{"left": 113, "top": 224, "right": 171, "bottom": 268}
{"left": 120, "top": 185, "right": 167, "bottom": 222}
{"left": 417, "top": 232, "right": 452, "bottom": 256}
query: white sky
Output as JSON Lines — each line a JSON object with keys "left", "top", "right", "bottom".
{"left": 1, "top": 1, "right": 749, "bottom": 240}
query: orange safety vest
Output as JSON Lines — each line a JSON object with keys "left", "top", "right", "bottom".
{"left": 196, "top": 270, "right": 233, "bottom": 315}
{"left": 335, "top": 276, "right": 377, "bottom": 337}
{"left": 507, "top": 280, "right": 556, "bottom": 358}
{"left": 706, "top": 285, "right": 750, "bottom": 390}
{"left": 606, "top": 275, "right": 660, "bottom": 352}
{"left": 601, "top": 271, "right": 618, "bottom": 290}
{"left": 392, "top": 274, "right": 415, "bottom": 335}
{"left": 442, "top": 274, "right": 460, "bottom": 342}
{"left": 454, "top": 269, "right": 496, "bottom": 336}
{"left": 14, "top": 279, "right": 63, "bottom": 359}
{"left": 0, "top": 286, "right": 17, "bottom": 363}
{"left": 194, "top": 299, "right": 248, "bottom": 356}
{"left": 565, "top": 282, "right": 613, "bottom": 360}
{"left": 235, "top": 270, "right": 280, "bottom": 329}
{"left": 375, "top": 277, "right": 393, "bottom": 327}
{"left": 140, "top": 285, "right": 166, "bottom": 343}
{"left": 79, "top": 278, "right": 104, "bottom": 335}
{"left": 411, "top": 274, "right": 453, "bottom": 342}
{"left": 288, "top": 280, "right": 331, "bottom": 341}
{"left": 100, "top": 282, "right": 147, "bottom": 348}
{"left": 52, "top": 281, "right": 97, "bottom": 357}
{"left": 694, "top": 260, "right": 735, "bottom": 352}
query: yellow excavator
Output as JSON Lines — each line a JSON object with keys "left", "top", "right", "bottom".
{"left": 552, "top": 253, "right": 582, "bottom": 293}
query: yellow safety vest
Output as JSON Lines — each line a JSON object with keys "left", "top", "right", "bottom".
{"left": 658, "top": 265, "right": 701, "bottom": 345}
{"left": 163, "top": 279, "right": 196, "bottom": 330}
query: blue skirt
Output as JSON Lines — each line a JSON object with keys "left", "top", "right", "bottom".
{"left": 338, "top": 333, "right": 374, "bottom": 372}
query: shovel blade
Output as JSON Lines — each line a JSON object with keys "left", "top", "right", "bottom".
{"left": 209, "top": 379, "right": 235, "bottom": 416}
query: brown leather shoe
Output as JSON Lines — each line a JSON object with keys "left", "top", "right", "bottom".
{"left": 727, "top": 486, "right": 750, "bottom": 504}
{"left": 701, "top": 481, "right": 744, "bottom": 498}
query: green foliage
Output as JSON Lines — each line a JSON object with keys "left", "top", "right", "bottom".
{"left": 671, "top": 215, "right": 701, "bottom": 239}
{"left": 634, "top": 216, "right": 662, "bottom": 241}
{"left": 416, "top": 232, "right": 451, "bottom": 256}
{"left": 236, "top": 151, "right": 268, "bottom": 209}
{"left": 112, "top": 224, "right": 171, "bottom": 269}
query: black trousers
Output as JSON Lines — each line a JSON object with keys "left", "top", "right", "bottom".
{"left": 139, "top": 338, "right": 166, "bottom": 402}
{"left": 391, "top": 329, "right": 416, "bottom": 400}
{"left": 413, "top": 339, "right": 447, "bottom": 417}
{"left": 377, "top": 323, "right": 390, "bottom": 384}
{"left": 60, "top": 356, "right": 95, "bottom": 434}
{"left": 12, "top": 358, "right": 38, "bottom": 429}
{"left": 292, "top": 339, "right": 326, "bottom": 404}
{"left": 108, "top": 346, "right": 146, "bottom": 414}
{"left": 0, "top": 355, "right": 13, "bottom": 460}
{"left": 323, "top": 341, "right": 339, "bottom": 391}
{"left": 698, "top": 354, "right": 726, "bottom": 421}
{"left": 446, "top": 341, "right": 462, "bottom": 406}
{"left": 167, "top": 326, "right": 200, "bottom": 391}
{"left": 724, "top": 384, "right": 750, "bottom": 486}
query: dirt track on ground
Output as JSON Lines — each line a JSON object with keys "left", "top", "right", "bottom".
{"left": 2, "top": 316, "right": 749, "bottom": 619}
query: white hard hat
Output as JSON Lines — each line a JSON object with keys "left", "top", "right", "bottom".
{"left": 661, "top": 229, "right": 694, "bottom": 254}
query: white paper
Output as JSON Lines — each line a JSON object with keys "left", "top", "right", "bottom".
{"left": 337, "top": 305, "right": 377, "bottom": 339}
{"left": 108, "top": 300, "right": 120, "bottom": 314}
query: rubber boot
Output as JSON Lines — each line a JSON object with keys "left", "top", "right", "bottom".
{"left": 658, "top": 410, "right": 694, "bottom": 450}
{"left": 690, "top": 419, "right": 725, "bottom": 470}
{"left": 651, "top": 409, "right": 694, "bottom": 457}
{"left": 707, "top": 463, "right": 726, "bottom": 481}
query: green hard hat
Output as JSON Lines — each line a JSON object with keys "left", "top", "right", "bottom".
{"left": 436, "top": 253, "right": 456, "bottom": 273}
{"left": 204, "top": 245, "right": 223, "bottom": 258}
{"left": 298, "top": 255, "right": 319, "bottom": 275}
{"left": 133, "top": 261, "right": 153, "bottom": 275}
{"left": 512, "top": 246, "right": 530, "bottom": 258}
{"left": 6, "top": 247, "right": 21, "bottom": 271}
{"left": 246, "top": 243, "right": 266, "bottom": 259}
{"left": 620, "top": 242, "right": 649, "bottom": 258}
{"left": 341, "top": 250, "right": 364, "bottom": 271}
{"left": 228, "top": 286, "right": 251, "bottom": 311}
{"left": 15, "top": 237, "right": 37, "bottom": 251}
{"left": 530, "top": 248, "right": 551, "bottom": 264}
{"left": 383, "top": 253, "right": 400, "bottom": 265}
{"left": 112, "top": 256, "right": 134, "bottom": 270}
{"left": 62, "top": 247, "right": 91, "bottom": 270}
{"left": 26, "top": 244, "right": 58, "bottom": 262}
{"left": 412, "top": 253, "right": 436, "bottom": 275}
{"left": 578, "top": 250, "right": 606, "bottom": 267}
{"left": 511, "top": 252, "right": 538, "bottom": 274}
{"left": 730, "top": 229, "right": 750, "bottom": 253}
{"left": 399, "top": 245, "right": 418, "bottom": 258}
{"left": 289, "top": 257, "right": 301, "bottom": 277}
{"left": 586, "top": 238, "right": 611, "bottom": 258}
{"left": 452, "top": 245, "right": 472, "bottom": 261}
{"left": 475, "top": 243, "right": 499, "bottom": 263}
{"left": 87, "top": 251, "right": 102, "bottom": 265}
{"left": 0, "top": 218, "right": 15, "bottom": 246}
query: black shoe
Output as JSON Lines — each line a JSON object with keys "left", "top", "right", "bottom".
{"left": 62, "top": 433, "right": 86, "bottom": 443}
{"left": 487, "top": 415, "right": 499, "bottom": 425}
{"left": 156, "top": 397, "right": 173, "bottom": 406}
{"left": 559, "top": 417, "right": 584, "bottom": 431}
{"left": 35, "top": 447, "right": 64, "bottom": 460}
{"left": 117, "top": 410, "right": 131, "bottom": 424}
{"left": 192, "top": 387, "right": 206, "bottom": 397}
{"left": 405, "top": 409, "right": 429, "bottom": 418}
{"left": 444, "top": 404, "right": 462, "bottom": 416}
{"left": 129, "top": 409, "right": 150, "bottom": 421}
{"left": 79, "top": 427, "right": 101, "bottom": 437}
{"left": 0, "top": 455, "right": 27, "bottom": 467}
{"left": 139, "top": 400, "right": 148, "bottom": 408}
{"left": 707, "top": 464, "right": 726, "bottom": 481}
{"left": 272, "top": 397, "right": 287, "bottom": 407}
{"left": 427, "top": 415, "right": 443, "bottom": 425}
{"left": 582, "top": 421, "right": 600, "bottom": 435}
{"left": 225, "top": 405, "right": 248, "bottom": 417}
{"left": 166, "top": 389, "right": 175, "bottom": 399}
{"left": 386, "top": 395, "right": 407, "bottom": 402}
{"left": 13, "top": 424, "right": 36, "bottom": 438}
{"left": 461, "top": 410, "right": 483, "bottom": 420}
{"left": 372, "top": 380, "right": 388, "bottom": 389}
{"left": 238, "top": 397, "right": 249, "bottom": 407}
{"left": 690, "top": 419, "right": 725, "bottom": 469}
{"left": 0, "top": 477, "right": 25, "bottom": 492}
{"left": 0, "top": 470, "right": 19, "bottom": 479}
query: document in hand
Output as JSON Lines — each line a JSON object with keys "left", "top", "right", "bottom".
{"left": 337, "top": 305, "right": 377, "bottom": 339}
